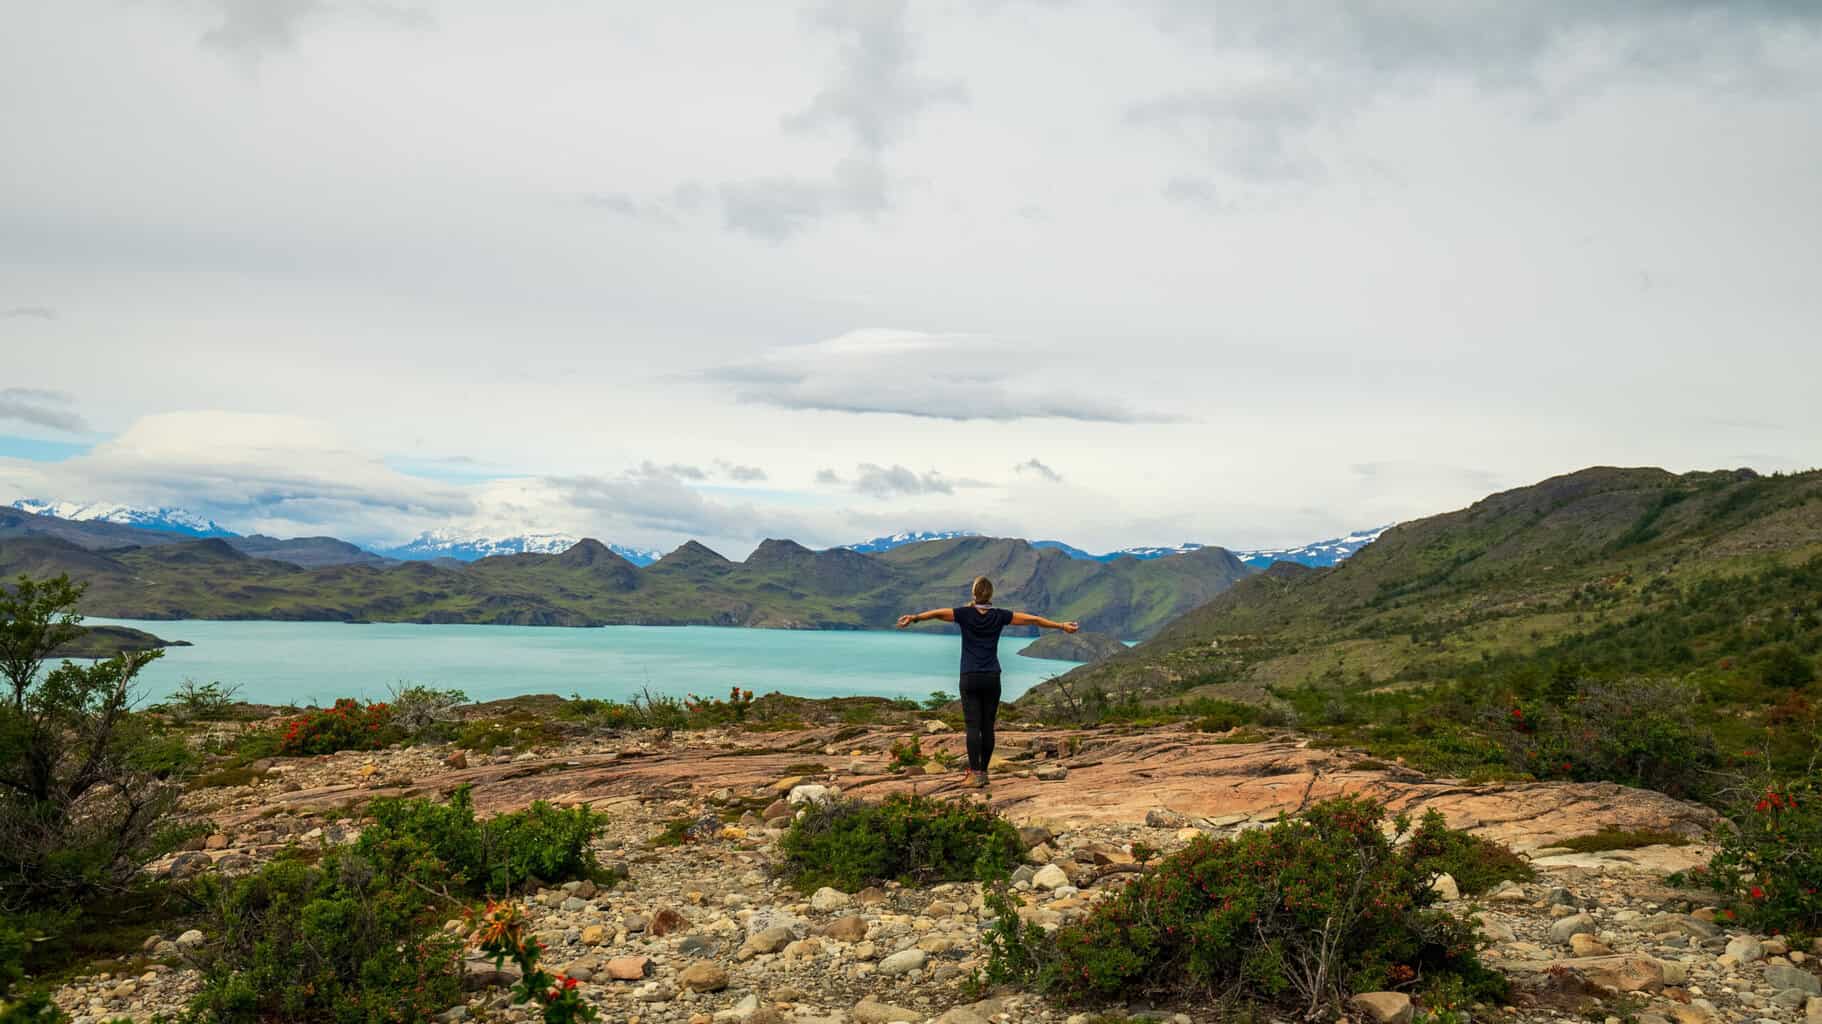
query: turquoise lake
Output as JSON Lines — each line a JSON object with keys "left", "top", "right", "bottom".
{"left": 84, "top": 619, "right": 1082, "bottom": 707}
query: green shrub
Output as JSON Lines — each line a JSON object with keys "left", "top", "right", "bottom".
{"left": 778, "top": 793, "right": 1023, "bottom": 892}
{"left": 157, "top": 679, "right": 243, "bottom": 722}
{"left": 383, "top": 682, "right": 468, "bottom": 740}
{"left": 189, "top": 850, "right": 464, "bottom": 1024}
{"left": 1749, "top": 644, "right": 1816, "bottom": 689}
{"left": 1402, "top": 810, "right": 1534, "bottom": 895}
{"left": 1705, "top": 769, "right": 1822, "bottom": 932}
{"left": 356, "top": 786, "right": 607, "bottom": 896}
{"left": 1495, "top": 678, "right": 1719, "bottom": 799}
{"left": 889, "top": 734, "right": 925, "bottom": 768}
{"left": 276, "top": 698, "right": 398, "bottom": 756}
{"left": 1554, "top": 829, "right": 1690, "bottom": 854}
{"left": 453, "top": 713, "right": 569, "bottom": 752}
{"left": 985, "top": 797, "right": 1505, "bottom": 1017}
{"left": 2, "top": 574, "right": 194, "bottom": 914}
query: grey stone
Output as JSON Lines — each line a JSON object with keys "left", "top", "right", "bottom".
{"left": 1549, "top": 914, "right": 1597, "bottom": 945}
{"left": 877, "top": 948, "right": 927, "bottom": 975}
{"left": 1727, "top": 936, "right": 1766, "bottom": 963}
{"left": 1766, "top": 965, "right": 1821, "bottom": 996}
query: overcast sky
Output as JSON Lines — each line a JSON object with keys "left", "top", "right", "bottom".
{"left": 3, "top": 1, "right": 1820, "bottom": 557}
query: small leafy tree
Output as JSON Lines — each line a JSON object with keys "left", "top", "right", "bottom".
{"left": 0, "top": 574, "right": 189, "bottom": 910}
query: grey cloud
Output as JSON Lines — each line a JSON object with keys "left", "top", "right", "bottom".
{"left": 1131, "top": 2, "right": 1822, "bottom": 190}
{"left": 200, "top": 0, "right": 325, "bottom": 57}
{"left": 632, "top": 461, "right": 707, "bottom": 481}
{"left": 708, "top": 329, "right": 1178, "bottom": 423}
{"left": 785, "top": 0, "right": 967, "bottom": 153}
{"left": 198, "top": 0, "right": 430, "bottom": 62}
{"left": 815, "top": 468, "right": 843, "bottom": 485}
{"left": 546, "top": 470, "right": 817, "bottom": 544}
{"left": 1, "top": 306, "right": 56, "bottom": 320}
{"left": 705, "top": 0, "right": 957, "bottom": 241}
{"left": 719, "top": 158, "right": 888, "bottom": 242}
{"left": 1014, "top": 458, "right": 1061, "bottom": 482}
{"left": 0, "top": 388, "right": 88, "bottom": 433}
{"left": 1146, "top": 2, "right": 1822, "bottom": 85}
{"left": 716, "top": 460, "right": 769, "bottom": 482}
{"left": 1161, "top": 176, "right": 1218, "bottom": 207}
{"left": 1127, "top": 84, "right": 1325, "bottom": 184}
{"left": 852, "top": 463, "right": 955, "bottom": 498}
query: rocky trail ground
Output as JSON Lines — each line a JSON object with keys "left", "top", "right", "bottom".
{"left": 54, "top": 723, "right": 1822, "bottom": 1024}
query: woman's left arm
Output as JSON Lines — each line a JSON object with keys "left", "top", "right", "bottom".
{"left": 1010, "top": 612, "right": 1079, "bottom": 633}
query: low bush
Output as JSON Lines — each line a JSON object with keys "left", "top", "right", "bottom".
{"left": 684, "top": 686, "right": 755, "bottom": 724}
{"left": 471, "top": 901, "right": 597, "bottom": 1023}
{"left": 1705, "top": 768, "right": 1822, "bottom": 933}
{"left": 1749, "top": 643, "right": 1816, "bottom": 689}
{"left": 356, "top": 786, "right": 608, "bottom": 896}
{"left": 1494, "top": 677, "right": 1720, "bottom": 799}
{"left": 984, "top": 797, "right": 1506, "bottom": 1017}
{"left": 276, "top": 698, "right": 398, "bottom": 756}
{"left": 384, "top": 683, "right": 468, "bottom": 740}
{"left": 192, "top": 788, "right": 610, "bottom": 1022}
{"left": 779, "top": 793, "right": 1023, "bottom": 892}
{"left": 156, "top": 678, "right": 244, "bottom": 723}
{"left": 1402, "top": 810, "right": 1535, "bottom": 895}
{"left": 189, "top": 850, "right": 465, "bottom": 1024}
{"left": 453, "top": 714, "right": 566, "bottom": 753}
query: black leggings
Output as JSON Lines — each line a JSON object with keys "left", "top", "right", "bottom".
{"left": 958, "top": 671, "right": 1002, "bottom": 773}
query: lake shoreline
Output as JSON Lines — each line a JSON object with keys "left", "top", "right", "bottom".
{"left": 82, "top": 617, "right": 1083, "bottom": 707}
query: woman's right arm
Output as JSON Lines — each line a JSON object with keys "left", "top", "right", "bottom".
{"left": 897, "top": 608, "right": 956, "bottom": 629}
{"left": 1010, "top": 612, "right": 1079, "bottom": 632}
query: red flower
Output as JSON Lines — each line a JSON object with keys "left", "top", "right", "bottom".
{"left": 1750, "top": 885, "right": 1765, "bottom": 900}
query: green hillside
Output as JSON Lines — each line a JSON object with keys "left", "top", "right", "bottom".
{"left": 1024, "top": 466, "right": 1822, "bottom": 790}
{"left": 0, "top": 533, "right": 1255, "bottom": 640}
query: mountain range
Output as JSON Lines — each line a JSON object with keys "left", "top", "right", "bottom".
{"left": 0, "top": 507, "right": 1258, "bottom": 637}
{"left": 9, "top": 498, "right": 1384, "bottom": 571}
{"left": 375, "top": 529, "right": 662, "bottom": 566}
{"left": 10, "top": 499, "right": 236, "bottom": 538}
{"left": 849, "top": 529, "right": 1389, "bottom": 568}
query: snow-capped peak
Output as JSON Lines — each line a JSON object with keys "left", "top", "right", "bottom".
{"left": 1232, "top": 525, "right": 1394, "bottom": 568}
{"left": 378, "top": 530, "right": 662, "bottom": 566}
{"left": 842, "top": 530, "right": 980, "bottom": 553}
{"left": 10, "top": 498, "right": 237, "bottom": 538}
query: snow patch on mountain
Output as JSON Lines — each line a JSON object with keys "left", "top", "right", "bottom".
{"left": 10, "top": 498, "right": 237, "bottom": 538}
{"left": 848, "top": 526, "right": 1393, "bottom": 568}
{"left": 842, "top": 530, "right": 980, "bottom": 553}
{"left": 379, "top": 529, "right": 662, "bottom": 565}
{"left": 1233, "top": 525, "right": 1393, "bottom": 568}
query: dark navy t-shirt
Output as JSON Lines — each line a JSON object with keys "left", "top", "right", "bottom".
{"left": 954, "top": 605, "right": 1014, "bottom": 674}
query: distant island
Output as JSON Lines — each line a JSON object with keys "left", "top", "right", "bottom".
{"left": 53, "top": 624, "right": 189, "bottom": 659}
{"left": 1018, "top": 630, "right": 1128, "bottom": 663}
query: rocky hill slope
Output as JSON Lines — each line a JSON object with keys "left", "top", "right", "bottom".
{"left": 1023, "top": 466, "right": 1822, "bottom": 775}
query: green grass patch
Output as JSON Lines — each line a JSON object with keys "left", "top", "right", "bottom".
{"left": 779, "top": 793, "right": 1022, "bottom": 892}
{"left": 1555, "top": 829, "right": 1692, "bottom": 853}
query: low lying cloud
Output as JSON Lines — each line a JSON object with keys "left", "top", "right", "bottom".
{"left": 1014, "top": 458, "right": 1062, "bottom": 482}
{"left": 848, "top": 463, "right": 988, "bottom": 499}
{"left": 716, "top": 460, "right": 768, "bottom": 482}
{"left": 708, "top": 328, "right": 1177, "bottom": 423}
{"left": 1, "top": 306, "right": 56, "bottom": 320}
{"left": 0, "top": 388, "right": 89, "bottom": 433}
